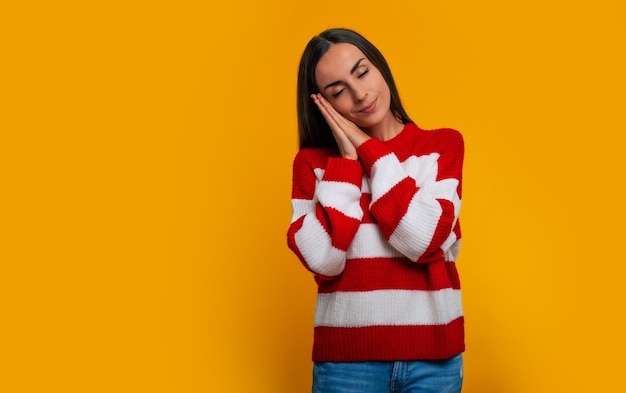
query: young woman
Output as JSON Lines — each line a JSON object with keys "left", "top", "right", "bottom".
{"left": 287, "top": 28, "right": 465, "bottom": 393}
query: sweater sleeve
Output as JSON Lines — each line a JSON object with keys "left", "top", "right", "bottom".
{"left": 356, "top": 130, "right": 464, "bottom": 263}
{"left": 287, "top": 149, "right": 364, "bottom": 278}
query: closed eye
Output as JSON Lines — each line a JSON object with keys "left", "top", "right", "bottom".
{"left": 332, "top": 88, "right": 345, "bottom": 98}
{"left": 358, "top": 69, "right": 369, "bottom": 78}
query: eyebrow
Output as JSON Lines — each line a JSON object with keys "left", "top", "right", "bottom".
{"left": 323, "top": 57, "right": 367, "bottom": 91}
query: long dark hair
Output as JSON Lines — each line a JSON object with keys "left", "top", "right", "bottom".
{"left": 297, "top": 28, "right": 412, "bottom": 149}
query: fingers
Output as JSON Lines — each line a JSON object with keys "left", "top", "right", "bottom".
{"left": 311, "top": 93, "right": 370, "bottom": 149}
{"left": 311, "top": 93, "right": 350, "bottom": 132}
{"left": 310, "top": 94, "right": 358, "bottom": 159}
{"left": 311, "top": 94, "right": 339, "bottom": 131}
{"left": 311, "top": 94, "right": 344, "bottom": 136}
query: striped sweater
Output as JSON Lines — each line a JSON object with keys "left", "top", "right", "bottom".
{"left": 287, "top": 122, "right": 465, "bottom": 362}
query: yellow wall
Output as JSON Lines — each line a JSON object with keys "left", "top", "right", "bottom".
{"left": 3, "top": 0, "right": 625, "bottom": 391}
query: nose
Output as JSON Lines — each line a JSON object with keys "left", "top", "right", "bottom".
{"left": 352, "top": 86, "right": 368, "bottom": 102}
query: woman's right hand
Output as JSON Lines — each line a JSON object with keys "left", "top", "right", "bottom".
{"left": 311, "top": 93, "right": 362, "bottom": 160}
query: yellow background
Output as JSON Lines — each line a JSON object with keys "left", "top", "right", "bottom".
{"left": 2, "top": 1, "right": 625, "bottom": 392}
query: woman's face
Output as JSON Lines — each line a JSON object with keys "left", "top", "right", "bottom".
{"left": 314, "top": 43, "right": 393, "bottom": 130}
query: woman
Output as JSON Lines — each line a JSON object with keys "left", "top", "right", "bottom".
{"left": 287, "top": 28, "right": 465, "bottom": 393}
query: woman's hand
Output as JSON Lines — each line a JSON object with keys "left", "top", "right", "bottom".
{"left": 311, "top": 93, "right": 370, "bottom": 160}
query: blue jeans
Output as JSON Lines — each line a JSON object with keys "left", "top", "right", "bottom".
{"left": 312, "top": 354, "right": 463, "bottom": 393}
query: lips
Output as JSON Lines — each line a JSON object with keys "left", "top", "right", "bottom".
{"left": 359, "top": 99, "right": 377, "bottom": 113}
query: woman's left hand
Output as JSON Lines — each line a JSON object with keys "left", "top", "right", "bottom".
{"left": 311, "top": 93, "right": 370, "bottom": 151}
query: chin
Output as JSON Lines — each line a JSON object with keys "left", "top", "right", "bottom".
{"left": 355, "top": 114, "right": 386, "bottom": 130}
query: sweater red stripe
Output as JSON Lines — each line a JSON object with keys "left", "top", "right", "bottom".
{"left": 322, "top": 157, "right": 363, "bottom": 185}
{"left": 360, "top": 194, "right": 375, "bottom": 224}
{"left": 286, "top": 216, "right": 310, "bottom": 272}
{"left": 324, "top": 207, "right": 361, "bottom": 250}
{"left": 313, "top": 317, "right": 465, "bottom": 361}
{"left": 369, "top": 178, "right": 417, "bottom": 239}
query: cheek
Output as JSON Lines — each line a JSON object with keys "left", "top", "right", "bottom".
{"left": 329, "top": 99, "right": 353, "bottom": 118}
{"left": 374, "top": 73, "right": 391, "bottom": 99}
{"left": 378, "top": 79, "right": 390, "bottom": 98}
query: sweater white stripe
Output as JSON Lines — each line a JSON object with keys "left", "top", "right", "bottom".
{"left": 401, "top": 153, "right": 440, "bottom": 186}
{"left": 316, "top": 181, "right": 363, "bottom": 220}
{"left": 346, "top": 223, "right": 403, "bottom": 259}
{"left": 314, "top": 288, "right": 463, "bottom": 327}
{"left": 291, "top": 199, "right": 315, "bottom": 223}
{"left": 389, "top": 178, "right": 461, "bottom": 261}
{"left": 389, "top": 194, "right": 442, "bottom": 261}
{"left": 444, "top": 239, "right": 461, "bottom": 262}
{"left": 294, "top": 214, "right": 345, "bottom": 276}
{"left": 369, "top": 154, "right": 405, "bottom": 204}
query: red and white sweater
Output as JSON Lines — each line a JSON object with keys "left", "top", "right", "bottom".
{"left": 287, "top": 122, "right": 465, "bottom": 362}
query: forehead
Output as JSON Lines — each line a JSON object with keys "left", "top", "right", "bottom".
{"left": 315, "top": 43, "right": 367, "bottom": 83}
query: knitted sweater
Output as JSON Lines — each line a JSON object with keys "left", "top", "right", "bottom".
{"left": 287, "top": 122, "right": 465, "bottom": 362}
